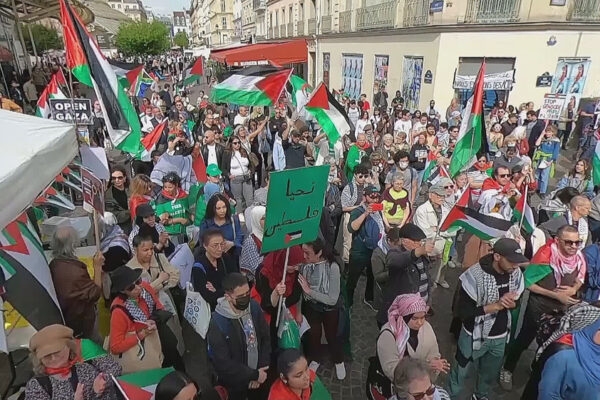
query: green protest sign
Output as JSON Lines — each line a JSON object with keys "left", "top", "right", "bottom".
{"left": 262, "top": 165, "right": 329, "bottom": 253}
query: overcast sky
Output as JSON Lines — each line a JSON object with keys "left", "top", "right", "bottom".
{"left": 142, "top": 0, "right": 190, "bottom": 15}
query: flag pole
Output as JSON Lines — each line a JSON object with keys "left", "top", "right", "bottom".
{"left": 518, "top": 181, "right": 528, "bottom": 232}
{"left": 275, "top": 246, "right": 291, "bottom": 328}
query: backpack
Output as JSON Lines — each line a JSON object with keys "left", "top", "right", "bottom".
{"left": 208, "top": 300, "right": 263, "bottom": 360}
{"left": 366, "top": 329, "right": 394, "bottom": 400}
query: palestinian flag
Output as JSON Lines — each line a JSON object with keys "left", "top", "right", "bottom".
{"left": 139, "top": 120, "right": 167, "bottom": 161}
{"left": 35, "top": 74, "right": 66, "bottom": 118}
{"left": 59, "top": 0, "right": 141, "bottom": 154}
{"left": 305, "top": 82, "right": 352, "bottom": 144}
{"left": 513, "top": 191, "right": 536, "bottom": 235}
{"left": 77, "top": 338, "right": 107, "bottom": 361}
{"left": 422, "top": 151, "right": 442, "bottom": 183}
{"left": 112, "top": 367, "right": 174, "bottom": 399}
{"left": 0, "top": 213, "right": 63, "bottom": 330}
{"left": 524, "top": 242, "right": 554, "bottom": 288}
{"left": 34, "top": 186, "right": 76, "bottom": 211}
{"left": 210, "top": 65, "right": 292, "bottom": 106}
{"left": 181, "top": 58, "right": 203, "bottom": 86}
{"left": 288, "top": 74, "right": 312, "bottom": 108}
{"left": 108, "top": 60, "right": 142, "bottom": 88}
{"left": 449, "top": 61, "right": 489, "bottom": 177}
{"left": 440, "top": 188, "right": 513, "bottom": 240}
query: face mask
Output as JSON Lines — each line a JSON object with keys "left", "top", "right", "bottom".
{"left": 399, "top": 161, "right": 409, "bottom": 169}
{"left": 234, "top": 294, "right": 251, "bottom": 311}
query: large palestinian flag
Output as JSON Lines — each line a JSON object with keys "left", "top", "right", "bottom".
{"left": 289, "top": 74, "right": 312, "bottom": 108}
{"left": 210, "top": 65, "right": 292, "bottom": 106}
{"left": 36, "top": 73, "right": 66, "bottom": 118}
{"left": 0, "top": 213, "right": 63, "bottom": 330}
{"left": 440, "top": 188, "right": 513, "bottom": 240}
{"left": 181, "top": 58, "right": 204, "bottom": 86}
{"left": 112, "top": 367, "right": 174, "bottom": 399}
{"left": 305, "top": 82, "right": 352, "bottom": 144}
{"left": 449, "top": 61, "right": 489, "bottom": 177}
{"left": 59, "top": 0, "right": 141, "bottom": 154}
{"left": 139, "top": 120, "right": 168, "bottom": 161}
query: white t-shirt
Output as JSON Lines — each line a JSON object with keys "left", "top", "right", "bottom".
{"left": 230, "top": 151, "right": 249, "bottom": 177}
{"left": 206, "top": 144, "right": 218, "bottom": 166}
{"left": 355, "top": 119, "right": 369, "bottom": 135}
{"left": 394, "top": 119, "right": 412, "bottom": 134}
{"left": 234, "top": 114, "right": 248, "bottom": 127}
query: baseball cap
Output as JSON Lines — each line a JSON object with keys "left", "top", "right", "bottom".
{"left": 397, "top": 223, "right": 426, "bottom": 241}
{"left": 363, "top": 185, "right": 379, "bottom": 196}
{"left": 511, "top": 164, "right": 523, "bottom": 174}
{"left": 493, "top": 238, "right": 529, "bottom": 264}
{"left": 206, "top": 164, "right": 222, "bottom": 177}
{"left": 430, "top": 179, "right": 451, "bottom": 196}
{"left": 136, "top": 203, "right": 154, "bottom": 218}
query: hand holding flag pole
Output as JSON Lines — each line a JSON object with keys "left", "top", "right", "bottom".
{"left": 275, "top": 247, "right": 291, "bottom": 328}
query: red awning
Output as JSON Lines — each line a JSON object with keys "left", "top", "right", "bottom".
{"left": 210, "top": 40, "right": 307, "bottom": 66}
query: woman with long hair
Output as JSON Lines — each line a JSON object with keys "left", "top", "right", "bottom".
{"left": 223, "top": 135, "right": 254, "bottom": 211}
{"left": 356, "top": 110, "right": 370, "bottom": 135}
{"left": 105, "top": 165, "right": 131, "bottom": 234}
{"left": 129, "top": 174, "right": 153, "bottom": 221}
{"left": 299, "top": 238, "right": 345, "bottom": 380}
{"left": 199, "top": 193, "right": 244, "bottom": 258}
{"left": 268, "top": 349, "right": 325, "bottom": 400}
{"left": 556, "top": 159, "right": 594, "bottom": 199}
{"left": 155, "top": 370, "right": 227, "bottom": 400}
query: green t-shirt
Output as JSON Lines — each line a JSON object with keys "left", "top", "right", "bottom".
{"left": 152, "top": 192, "right": 190, "bottom": 235}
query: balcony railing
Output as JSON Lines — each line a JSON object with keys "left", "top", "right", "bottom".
{"left": 308, "top": 18, "right": 316, "bottom": 34}
{"left": 403, "top": 0, "right": 430, "bottom": 27}
{"left": 465, "top": 0, "right": 522, "bottom": 23}
{"left": 322, "top": 15, "right": 332, "bottom": 33}
{"left": 253, "top": 0, "right": 266, "bottom": 10}
{"left": 339, "top": 10, "right": 352, "bottom": 32}
{"left": 296, "top": 20, "right": 304, "bottom": 35}
{"left": 568, "top": 0, "right": 600, "bottom": 21}
{"left": 356, "top": 1, "right": 396, "bottom": 30}
{"left": 287, "top": 22, "right": 294, "bottom": 36}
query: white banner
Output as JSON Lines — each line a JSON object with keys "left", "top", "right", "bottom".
{"left": 539, "top": 94, "right": 566, "bottom": 121}
{"left": 453, "top": 70, "right": 515, "bottom": 90}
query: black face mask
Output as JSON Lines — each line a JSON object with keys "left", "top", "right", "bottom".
{"left": 234, "top": 294, "right": 251, "bottom": 311}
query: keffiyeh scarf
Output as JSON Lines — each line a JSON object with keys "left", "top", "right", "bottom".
{"left": 124, "top": 288, "right": 156, "bottom": 322}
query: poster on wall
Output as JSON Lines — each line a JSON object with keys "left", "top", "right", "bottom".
{"left": 342, "top": 54, "right": 363, "bottom": 99}
{"left": 373, "top": 55, "right": 389, "bottom": 96}
{"left": 550, "top": 58, "right": 591, "bottom": 95}
{"left": 402, "top": 56, "right": 423, "bottom": 112}
{"left": 323, "top": 53, "right": 330, "bottom": 88}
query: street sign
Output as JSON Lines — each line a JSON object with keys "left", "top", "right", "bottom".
{"left": 49, "top": 99, "right": 93, "bottom": 125}
{"left": 430, "top": 0, "right": 444, "bottom": 13}
{"left": 262, "top": 165, "right": 329, "bottom": 253}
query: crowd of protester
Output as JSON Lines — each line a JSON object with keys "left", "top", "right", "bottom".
{"left": 5, "top": 53, "right": 600, "bottom": 400}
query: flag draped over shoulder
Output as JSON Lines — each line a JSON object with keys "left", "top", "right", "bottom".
{"left": 524, "top": 242, "right": 554, "bottom": 288}
{"left": 36, "top": 73, "right": 66, "bottom": 118}
{"left": 440, "top": 188, "right": 513, "bottom": 240}
{"left": 210, "top": 65, "right": 292, "bottom": 106}
{"left": 0, "top": 213, "right": 63, "bottom": 330}
{"left": 449, "top": 61, "right": 488, "bottom": 177}
{"left": 59, "top": 0, "right": 141, "bottom": 155}
{"left": 305, "top": 82, "right": 351, "bottom": 144}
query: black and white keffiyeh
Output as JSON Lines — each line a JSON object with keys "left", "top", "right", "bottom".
{"left": 459, "top": 263, "right": 524, "bottom": 351}
{"left": 124, "top": 288, "right": 156, "bottom": 322}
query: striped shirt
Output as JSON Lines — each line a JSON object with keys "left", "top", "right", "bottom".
{"left": 416, "top": 259, "right": 430, "bottom": 303}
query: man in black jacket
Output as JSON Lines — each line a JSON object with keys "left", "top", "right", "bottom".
{"left": 376, "top": 223, "right": 434, "bottom": 327}
{"left": 207, "top": 273, "right": 271, "bottom": 400}
{"left": 282, "top": 129, "right": 307, "bottom": 169}
{"left": 201, "top": 130, "right": 226, "bottom": 171}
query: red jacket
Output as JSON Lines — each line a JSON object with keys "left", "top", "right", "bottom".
{"left": 268, "top": 370, "right": 316, "bottom": 400}
{"left": 109, "top": 281, "right": 163, "bottom": 355}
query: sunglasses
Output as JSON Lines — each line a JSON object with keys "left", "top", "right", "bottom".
{"left": 410, "top": 385, "right": 436, "bottom": 400}
{"left": 561, "top": 239, "right": 583, "bottom": 247}
{"left": 112, "top": 175, "right": 125, "bottom": 180}
{"left": 356, "top": 174, "right": 367, "bottom": 179}
{"left": 444, "top": 185, "right": 454, "bottom": 189}
{"left": 498, "top": 174, "right": 512, "bottom": 178}
{"left": 125, "top": 278, "right": 142, "bottom": 292}
{"left": 232, "top": 141, "right": 240, "bottom": 145}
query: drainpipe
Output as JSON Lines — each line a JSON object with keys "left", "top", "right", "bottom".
{"left": 314, "top": 0, "right": 320, "bottom": 87}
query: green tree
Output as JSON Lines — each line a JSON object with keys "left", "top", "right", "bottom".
{"left": 115, "top": 20, "right": 170, "bottom": 56}
{"left": 173, "top": 31, "right": 189, "bottom": 49}
{"left": 22, "top": 23, "right": 62, "bottom": 54}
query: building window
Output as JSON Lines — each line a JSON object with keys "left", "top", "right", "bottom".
{"left": 221, "top": 0, "right": 226, "bottom": 12}
{"left": 289, "top": 6, "right": 293, "bottom": 22}
{"left": 222, "top": 17, "right": 227, "bottom": 28}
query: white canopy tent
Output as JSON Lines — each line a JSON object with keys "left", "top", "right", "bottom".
{"left": 0, "top": 110, "right": 78, "bottom": 232}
